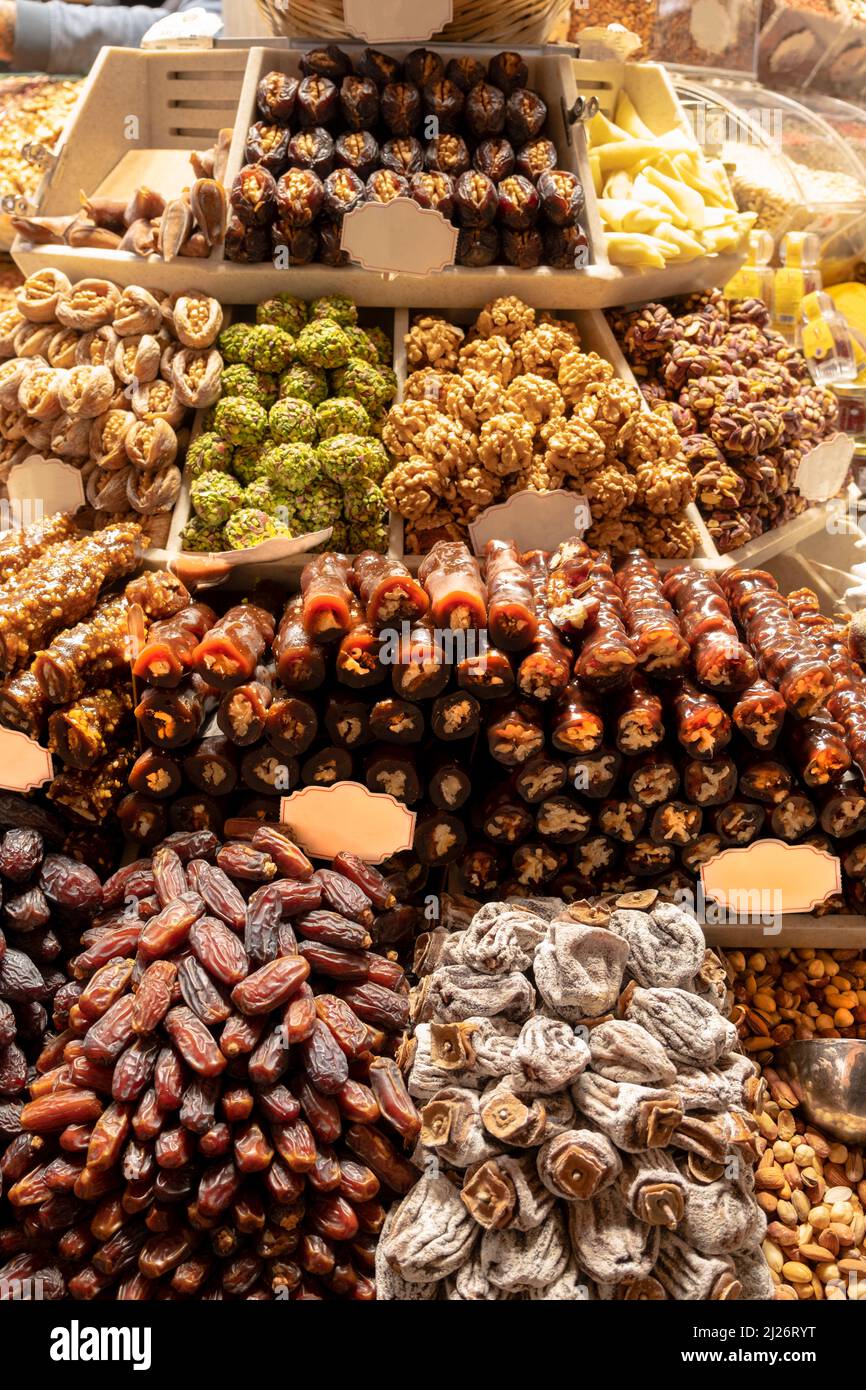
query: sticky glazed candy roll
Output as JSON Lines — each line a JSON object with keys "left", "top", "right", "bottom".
{"left": 168, "top": 793, "right": 225, "bottom": 836}
{"left": 391, "top": 619, "right": 449, "bottom": 701}
{"left": 738, "top": 754, "right": 794, "bottom": 806}
{"left": 546, "top": 536, "right": 599, "bottom": 637}
{"left": 615, "top": 550, "right": 688, "bottom": 676}
{"left": 486, "top": 701, "right": 545, "bottom": 767}
{"left": 133, "top": 603, "right": 218, "bottom": 688}
{"left": 721, "top": 568, "right": 833, "bottom": 717}
{"left": 430, "top": 690, "right": 481, "bottom": 742}
{"left": 681, "top": 755, "right": 738, "bottom": 807}
{"left": 817, "top": 777, "right": 866, "bottom": 839}
{"left": 337, "top": 614, "right": 386, "bottom": 689}
{"left": 681, "top": 834, "right": 723, "bottom": 873}
{"left": 595, "top": 798, "right": 646, "bottom": 844}
{"left": 456, "top": 644, "right": 515, "bottom": 701}
{"left": 517, "top": 550, "right": 574, "bottom": 702}
{"left": 368, "top": 696, "right": 425, "bottom": 744}
{"left": 265, "top": 695, "right": 319, "bottom": 757}
{"left": 0, "top": 523, "right": 143, "bottom": 675}
{"left": 485, "top": 539, "right": 539, "bottom": 652}
{"left": 624, "top": 838, "right": 676, "bottom": 878}
{"left": 217, "top": 665, "right": 275, "bottom": 747}
{"left": 183, "top": 736, "right": 239, "bottom": 797}
{"left": 428, "top": 750, "right": 472, "bottom": 812}
{"left": 732, "top": 679, "right": 786, "bottom": 751}
{"left": 711, "top": 801, "right": 766, "bottom": 846}
{"left": 135, "top": 674, "right": 219, "bottom": 748}
{"left": 128, "top": 746, "right": 183, "bottom": 800}
{"left": 574, "top": 833, "right": 618, "bottom": 882}
{"left": 575, "top": 552, "right": 637, "bottom": 690}
{"left": 535, "top": 794, "right": 592, "bottom": 845}
{"left": 786, "top": 712, "right": 851, "bottom": 788}
{"left": 274, "top": 595, "right": 329, "bottom": 691}
{"left": 414, "top": 806, "right": 469, "bottom": 867}
{"left": 649, "top": 801, "right": 703, "bottom": 848}
{"left": 625, "top": 749, "right": 681, "bottom": 808}
{"left": 662, "top": 567, "right": 756, "bottom": 693}
{"left": 511, "top": 840, "right": 567, "bottom": 888}
{"left": 550, "top": 683, "right": 605, "bottom": 756}
{"left": 364, "top": 743, "right": 422, "bottom": 805}
{"left": 417, "top": 540, "right": 488, "bottom": 631}
{"left": 481, "top": 783, "right": 534, "bottom": 845}
{"left": 0, "top": 669, "right": 51, "bottom": 736}
{"left": 567, "top": 746, "right": 622, "bottom": 800}
{"left": 323, "top": 692, "right": 372, "bottom": 750}
{"left": 116, "top": 792, "right": 167, "bottom": 846}
{"left": 613, "top": 675, "right": 665, "bottom": 755}
{"left": 301, "top": 552, "right": 356, "bottom": 642}
{"left": 47, "top": 747, "right": 133, "bottom": 825}
{"left": 47, "top": 686, "right": 133, "bottom": 770}
{"left": 770, "top": 794, "right": 818, "bottom": 843}
{"left": 300, "top": 745, "right": 350, "bottom": 789}
{"left": 0, "top": 511, "right": 78, "bottom": 585}
{"left": 459, "top": 843, "right": 507, "bottom": 896}
{"left": 512, "top": 752, "right": 568, "bottom": 805}
{"left": 353, "top": 550, "right": 428, "bottom": 628}
{"left": 670, "top": 678, "right": 732, "bottom": 762}
{"left": 192, "top": 603, "right": 275, "bottom": 691}
{"left": 32, "top": 594, "right": 131, "bottom": 705}
{"left": 241, "top": 741, "right": 299, "bottom": 795}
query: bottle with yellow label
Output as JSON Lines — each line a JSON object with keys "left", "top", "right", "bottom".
{"left": 723, "top": 230, "right": 774, "bottom": 316}
{"left": 800, "top": 290, "right": 857, "bottom": 388}
{"left": 774, "top": 232, "right": 821, "bottom": 336}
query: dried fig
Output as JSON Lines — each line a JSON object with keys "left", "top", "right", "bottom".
{"left": 58, "top": 364, "right": 116, "bottom": 419}
{"left": 171, "top": 348, "right": 223, "bottom": 409}
{"left": 113, "top": 334, "right": 161, "bottom": 386}
{"left": 55, "top": 279, "right": 121, "bottom": 331}
{"left": 124, "top": 417, "right": 178, "bottom": 472}
{"left": 172, "top": 295, "right": 223, "bottom": 350}
{"left": 127, "top": 463, "right": 182, "bottom": 514}
{"left": 16, "top": 269, "right": 72, "bottom": 323}
{"left": 89, "top": 409, "right": 133, "bottom": 469}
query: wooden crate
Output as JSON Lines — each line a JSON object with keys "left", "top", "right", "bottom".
{"left": 12, "top": 44, "right": 746, "bottom": 311}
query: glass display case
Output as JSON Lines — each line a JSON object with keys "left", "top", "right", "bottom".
{"left": 570, "top": 0, "right": 760, "bottom": 76}
{"left": 674, "top": 75, "right": 866, "bottom": 281}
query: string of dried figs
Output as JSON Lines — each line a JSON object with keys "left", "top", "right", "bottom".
{"left": 378, "top": 890, "right": 770, "bottom": 1300}
{"left": 227, "top": 46, "right": 587, "bottom": 267}
{"left": 2, "top": 828, "right": 420, "bottom": 1299}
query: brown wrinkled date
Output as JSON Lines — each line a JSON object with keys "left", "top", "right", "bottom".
{"left": 3, "top": 828, "right": 419, "bottom": 1299}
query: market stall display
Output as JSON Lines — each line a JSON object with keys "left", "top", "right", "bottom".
{"left": 0, "top": 16, "right": 865, "bottom": 1313}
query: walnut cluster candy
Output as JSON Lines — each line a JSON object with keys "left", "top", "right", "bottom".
{"left": 379, "top": 894, "right": 768, "bottom": 1300}
{"left": 611, "top": 293, "right": 837, "bottom": 552}
{"left": 382, "top": 297, "right": 698, "bottom": 554}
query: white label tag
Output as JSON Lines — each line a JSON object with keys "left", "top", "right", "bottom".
{"left": 341, "top": 199, "right": 458, "bottom": 276}
{"left": 0, "top": 728, "right": 53, "bottom": 792}
{"left": 280, "top": 782, "right": 416, "bottom": 865}
{"left": 469, "top": 490, "right": 590, "bottom": 558}
{"left": 701, "top": 839, "right": 841, "bottom": 916}
{"left": 6, "top": 456, "right": 85, "bottom": 517}
{"left": 795, "top": 432, "right": 855, "bottom": 502}
{"left": 342, "top": 0, "right": 453, "bottom": 42}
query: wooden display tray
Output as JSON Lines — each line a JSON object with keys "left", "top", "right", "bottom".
{"left": 11, "top": 45, "right": 747, "bottom": 311}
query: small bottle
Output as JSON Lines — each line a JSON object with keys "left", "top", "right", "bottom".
{"left": 800, "top": 290, "right": 857, "bottom": 387}
{"left": 774, "top": 231, "right": 821, "bottom": 336}
{"left": 723, "top": 230, "right": 775, "bottom": 316}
